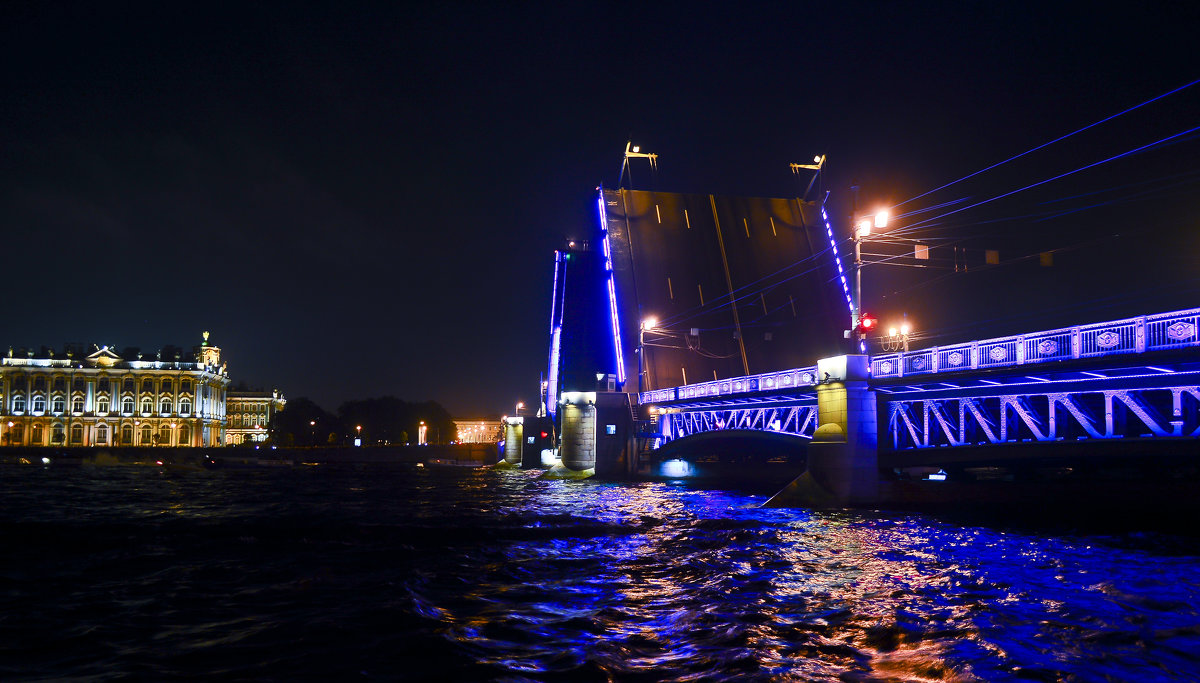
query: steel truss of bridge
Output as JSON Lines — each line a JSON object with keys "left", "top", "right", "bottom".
{"left": 641, "top": 308, "right": 1200, "bottom": 453}
{"left": 880, "top": 362, "right": 1200, "bottom": 449}
{"left": 659, "top": 395, "right": 818, "bottom": 445}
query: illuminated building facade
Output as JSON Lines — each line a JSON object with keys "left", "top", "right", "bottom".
{"left": 453, "top": 418, "right": 503, "bottom": 444}
{"left": 0, "top": 334, "right": 229, "bottom": 447}
{"left": 225, "top": 390, "right": 286, "bottom": 444}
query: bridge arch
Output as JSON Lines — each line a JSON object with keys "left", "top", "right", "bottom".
{"left": 651, "top": 428, "right": 809, "bottom": 465}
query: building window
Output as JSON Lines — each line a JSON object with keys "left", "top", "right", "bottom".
{"left": 142, "top": 379, "right": 153, "bottom": 393}
{"left": 54, "top": 377, "right": 66, "bottom": 392}
{"left": 13, "top": 395, "right": 25, "bottom": 413}
{"left": 51, "top": 424, "right": 65, "bottom": 444}
{"left": 122, "top": 398, "right": 134, "bottom": 414}
{"left": 123, "top": 378, "right": 134, "bottom": 393}
{"left": 159, "top": 425, "right": 172, "bottom": 446}
{"left": 70, "top": 424, "right": 83, "bottom": 444}
{"left": 181, "top": 380, "right": 192, "bottom": 393}
{"left": 72, "top": 397, "right": 83, "bottom": 413}
{"left": 97, "top": 397, "right": 109, "bottom": 414}
{"left": 98, "top": 378, "right": 110, "bottom": 392}
{"left": 33, "top": 377, "right": 46, "bottom": 391}
{"left": 10, "top": 374, "right": 25, "bottom": 389}
{"left": 178, "top": 425, "right": 191, "bottom": 446}
{"left": 32, "top": 396, "right": 45, "bottom": 413}
{"left": 141, "top": 398, "right": 152, "bottom": 414}
{"left": 96, "top": 424, "right": 109, "bottom": 445}
{"left": 160, "top": 399, "right": 172, "bottom": 415}
{"left": 161, "top": 380, "right": 173, "bottom": 393}
{"left": 121, "top": 424, "right": 133, "bottom": 445}
{"left": 72, "top": 379, "right": 85, "bottom": 392}
{"left": 9, "top": 424, "right": 23, "bottom": 445}
{"left": 52, "top": 396, "right": 65, "bottom": 413}
{"left": 179, "top": 399, "right": 191, "bottom": 416}
{"left": 140, "top": 424, "right": 152, "bottom": 445}
{"left": 30, "top": 423, "right": 43, "bottom": 446}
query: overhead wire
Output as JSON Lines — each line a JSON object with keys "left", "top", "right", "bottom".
{"left": 894, "top": 77, "right": 1200, "bottom": 209}
{"left": 900, "top": 124, "right": 1200, "bottom": 232}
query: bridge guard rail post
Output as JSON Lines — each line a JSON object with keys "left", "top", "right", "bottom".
{"left": 766, "top": 355, "right": 880, "bottom": 508}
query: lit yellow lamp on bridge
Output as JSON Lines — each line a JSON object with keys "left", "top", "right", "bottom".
{"left": 852, "top": 208, "right": 892, "bottom": 350}
{"left": 639, "top": 317, "right": 658, "bottom": 395}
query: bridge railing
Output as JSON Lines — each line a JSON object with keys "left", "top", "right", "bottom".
{"left": 640, "top": 364, "right": 820, "bottom": 404}
{"left": 871, "top": 307, "right": 1200, "bottom": 379}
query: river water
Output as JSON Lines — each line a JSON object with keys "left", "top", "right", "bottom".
{"left": 1, "top": 463, "right": 1198, "bottom": 681}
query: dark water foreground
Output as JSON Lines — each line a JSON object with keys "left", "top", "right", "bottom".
{"left": 1, "top": 464, "right": 1198, "bottom": 681}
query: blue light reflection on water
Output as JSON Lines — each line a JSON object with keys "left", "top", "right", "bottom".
{"left": 0, "top": 465, "right": 1198, "bottom": 681}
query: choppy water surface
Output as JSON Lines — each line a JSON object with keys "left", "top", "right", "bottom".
{"left": 2, "top": 465, "right": 1199, "bottom": 681}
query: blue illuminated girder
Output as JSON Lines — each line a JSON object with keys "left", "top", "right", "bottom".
{"left": 661, "top": 404, "right": 818, "bottom": 446}
{"left": 887, "top": 385, "right": 1200, "bottom": 450}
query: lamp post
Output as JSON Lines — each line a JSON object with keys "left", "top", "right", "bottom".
{"left": 852, "top": 208, "right": 889, "bottom": 351}
{"left": 883, "top": 322, "right": 912, "bottom": 353}
{"left": 638, "top": 316, "right": 657, "bottom": 395}
{"left": 309, "top": 420, "right": 316, "bottom": 447}
{"left": 356, "top": 424, "right": 362, "bottom": 445}
{"left": 418, "top": 420, "right": 427, "bottom": 446}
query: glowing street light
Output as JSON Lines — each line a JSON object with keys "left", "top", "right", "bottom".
{"left": 882, "top": 321, "right": 914, "bottom": 352}
{"left": 852, "top": 206, "right": 892, "bottom": 350}
{"left": 638, "top": 316, "right": 659, "bottom": 395}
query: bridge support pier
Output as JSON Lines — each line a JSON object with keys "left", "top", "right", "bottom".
{"left": 502, "top": 417, "right": 523, "bottom": 466}
{"left": 766, "top": 355, "right": 879, "bottom": 508}
{"left": 552, "top": 391, "right": 636, "bottom": 477}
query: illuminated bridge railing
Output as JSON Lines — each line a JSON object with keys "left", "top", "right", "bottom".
{"left": 640, "top": 365, "right": 819, "bottom": 405}
{"left": 871, "top": 308, "right": 1200, "bottom": 380}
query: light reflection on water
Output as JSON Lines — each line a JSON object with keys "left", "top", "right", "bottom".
{"left": 0, "top": 464, "right": 1198, "bottom": 681}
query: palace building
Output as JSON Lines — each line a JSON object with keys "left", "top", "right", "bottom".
{"left": 0, "top": 332, "right": 231, "bottom": 447}
{"left": 225, "top": 389, "right": 287, "bottom": 445}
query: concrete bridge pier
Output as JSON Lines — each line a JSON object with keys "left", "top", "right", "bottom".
{"left": 766, "top": 355, "right": 879, "bottom": 508}
{"left": 553, "top": 391, "right": 636, "bottom": 477}
{"left": 502, "top": 417, "right": 523, "bottom": 466}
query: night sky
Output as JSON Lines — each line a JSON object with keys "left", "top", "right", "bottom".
{"left": 3, "top": 2, "right": 1197, "bottom": 416}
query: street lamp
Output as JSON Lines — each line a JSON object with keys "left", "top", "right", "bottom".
{"left": 639, "top": 316, "right": 658, "bottom": 394}
{"left": 418, "top": 420, "right": 427, "bottom": 446}
{"left": 309, "top": 420, "right": 316, "bottom": 447}
{"left": 882, "top": 321, "right": 913, "bottom": 353}
{"left": 853, "top": 207, "right": 891, "bottom": 351}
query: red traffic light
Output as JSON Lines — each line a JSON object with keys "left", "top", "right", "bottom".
{"left": 858, "top": 314, "right": 878, "bottom": 334}
{"left": 540, "top": 431, "right": 548, "bottom": 439}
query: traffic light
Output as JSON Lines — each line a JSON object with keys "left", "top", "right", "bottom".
{"left": 857, "top": 313, "right": 878, "bottom": 335}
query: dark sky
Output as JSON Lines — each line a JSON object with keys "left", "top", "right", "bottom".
{"left": 2, "top": 1, "right": 1197, "bottom": 416}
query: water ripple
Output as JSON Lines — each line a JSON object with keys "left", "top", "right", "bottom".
{"left": 1, "top": 465, "right": 1198, "bottom": 680}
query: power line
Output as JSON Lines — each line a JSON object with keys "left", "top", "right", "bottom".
{"left": 901, "top": 125, "right": 1200, "bottom": 231}
{"left": 894, "top": 78, "right": 1200, "bottom": 208}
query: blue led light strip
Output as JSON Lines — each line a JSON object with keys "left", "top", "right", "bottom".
{"left": 547, "top": 325, "right": 561, "bottom": 417}
{"left": 821, "top": 206, "right": 861, "bottom": 350}
{"left": 549, "top": 251, "right": 561, "bottom": 335}
{"left": 597, "top": 194, "right": 627, "bottom": 384}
